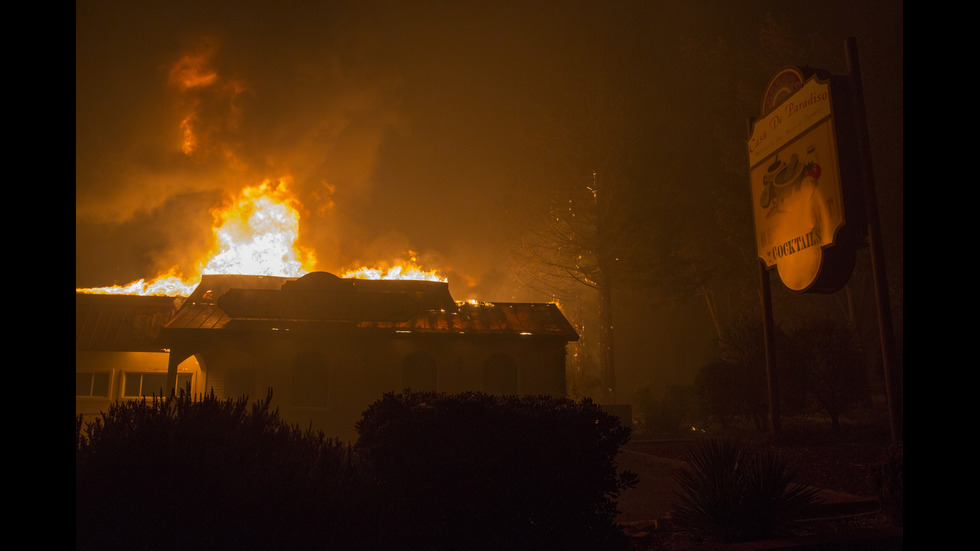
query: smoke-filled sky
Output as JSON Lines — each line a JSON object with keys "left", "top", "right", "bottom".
{"left": 76, "top": 1, "right": 902, "bottom": 305}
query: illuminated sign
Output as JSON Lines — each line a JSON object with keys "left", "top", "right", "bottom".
{"left": 748, "top": 69, "right": 854, "bottom": 292}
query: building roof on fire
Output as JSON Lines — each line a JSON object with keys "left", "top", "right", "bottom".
{"left": 162, "top": 272, "right": 578, "bottom": 340}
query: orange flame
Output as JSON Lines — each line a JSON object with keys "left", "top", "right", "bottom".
{"left": 76, "top": 179, "right": 313, "bottom": 297}
{"left": 202, "top": 178, "right": 314, "bottom": 278}
{"left": 77, "top": 183, "right": 446, "bottom": 296}
{"left": 342, "top": 252, "right": 446, "bottom": 282}
{"left": 75, "top": 268, "right": 198, "bottom": 297}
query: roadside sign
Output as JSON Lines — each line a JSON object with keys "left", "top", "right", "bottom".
{"left": 748, "top": 68, "right": 858, "bottom": 292}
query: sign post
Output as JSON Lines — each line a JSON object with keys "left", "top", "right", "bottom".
{"left": 747, "top": 63, "right": 862, "bottom": 440}
{"left": 748, "top": 42, "right": 901, "bottom": 443}
{"left": 845, "top": 38, "right": 902, "bottom": 443}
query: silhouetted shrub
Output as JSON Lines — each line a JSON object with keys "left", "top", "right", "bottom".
{"left": 695, "top": 317, "right": 807, "bottom": 430}
{"left": 76, "top": 389, "right": 371, "bottom": 551}
{"left": 671, "top": 438, "right": 821, "bottom": 543}
{"left": 790, "top": 320, "right": 870, "bottom": 433}
{"left": 77, "top": 389, "right": 642, "bottom": 550}
{"left": 695, "top": 359, "right": 758, "bottom": 428}
{"left": 354, "top": 390, "right": 638, "bottom": 551}
{"left": 869, "top": 441, "right": 903, "bottom": 525}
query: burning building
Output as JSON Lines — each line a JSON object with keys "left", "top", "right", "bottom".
{"left": 74, "top": 29, "right": 589, "bottom": 440}
{"left": 77, "top": 271, "right": 578, "bottom": 441}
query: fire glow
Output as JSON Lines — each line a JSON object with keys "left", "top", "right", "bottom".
{"left": 76, "top": 42, "right": 445, "bottom": 298}
{"left": 76, "top": 181, "right": 445, "bottom": 297}
{"left": 341, "top": 254, "right": 445, "bottom": 282}
{"left": 203, "top": 179, "right": 314, "bottom": 279}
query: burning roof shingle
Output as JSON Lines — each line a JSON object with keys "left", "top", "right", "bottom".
{"left": 163, "top": 272, "right": 578, "bottom": 340}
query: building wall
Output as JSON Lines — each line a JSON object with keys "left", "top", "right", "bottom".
{"left": 75, "top": 350, "right": 202, "bottom": 419}
{"left": 193, "top": 333, "right": 568, "bottom": 442}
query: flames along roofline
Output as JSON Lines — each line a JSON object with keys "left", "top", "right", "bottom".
{"left": 162, "top": 272, "right": 579, "bottom": 341}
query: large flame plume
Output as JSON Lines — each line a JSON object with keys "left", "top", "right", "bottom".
{"left": 202, "top": 178, "right": 314, "bottom": 278}
{"left": 76, "top": 181, "right": 445, "bottom": 297}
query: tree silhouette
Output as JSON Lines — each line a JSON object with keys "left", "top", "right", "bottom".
{"left": 505, "top": 8, "right": 646, "bottom": 403}
{"left": 512, "top": 170, "right": 624, "bottom": 401}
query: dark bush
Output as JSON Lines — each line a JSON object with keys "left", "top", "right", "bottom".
{"left": 790, "top": 319, "right": 870, "bottom": 433}
{"left": 354, "top": 390, "right": 638, "bottom": 551}
{"left": 695, "top": 359, "right": 760, "bottom": 428}
{"left": 77, "top": 389, "right": 641, "bottom": 550}
{"left": 671, "top": 438, "right": 821, "bottom": 543}
{"left": 76, "top": 389, "right": 371, "bottom": 551}
{"left": 695, "top": 317, "right": 807, "bottom": 430}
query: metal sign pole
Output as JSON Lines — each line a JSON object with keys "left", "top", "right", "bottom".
{"left": 749, "top": 116, "right": 782, "bottom": 440}
{"left": 760, "top": 259, "right": 781, "bottom": 439}
{"left": 845, "top": 37, "right": 902, "bottom": 443}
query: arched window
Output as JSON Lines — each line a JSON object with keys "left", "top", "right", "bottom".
{"left": 401, "top": 352, "right": 437, "bottom": 392}
{"left": 292, "top": 349, "right": 329, "bottom": 407}
{"left": 483, "top": 354, "right": 518, "bottom": 396}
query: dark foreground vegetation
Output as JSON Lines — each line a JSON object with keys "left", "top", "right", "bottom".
{"left": 76, "top": 387, "right": 902, "bottom": 551}
{"left": 670, "top": 438, "right": 823, "bottom": 543}
{"left": 76, "top": 389, "right": 637, "bottom": 551}
{"left": 622, "top": 410, "right": 903, "bottom": 550}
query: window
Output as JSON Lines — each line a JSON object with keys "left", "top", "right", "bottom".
{"left": 122, "top": 372, "right": 193, "bottom": 398}
{"left": 76, "top": 372, "right": 110, "bottom": 397}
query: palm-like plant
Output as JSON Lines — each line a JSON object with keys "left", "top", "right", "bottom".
{"left": 671, "top": 438, "right": 821, "bottom": 542}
